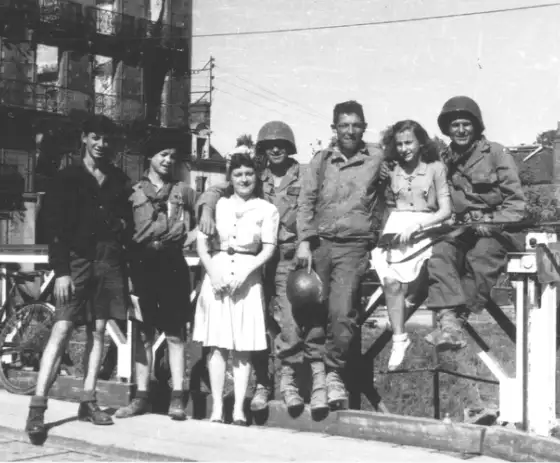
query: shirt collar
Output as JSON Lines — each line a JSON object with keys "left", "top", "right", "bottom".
{"left": 328, "top": 141, "right": 369, "bottom": 162}
{"left": 394, "top": 160, "right": 428, "bottom": 177}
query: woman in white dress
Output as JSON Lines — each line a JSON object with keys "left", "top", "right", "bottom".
{"left": 372, "top": 120, "right": 452, "bottom": 371}
{"left": 193, "top": 152, "right": 279, "bottom": 425}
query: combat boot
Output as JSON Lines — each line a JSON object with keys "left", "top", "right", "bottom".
{"left": 326, "top": 370, "right": 348, "bottom": 409}
{"left": 279, "top": 365, "right": 304, "bottom": 411}
{"left": 309, "top": 361, "right": 328, "bottom": 412}
{"left": 250, "top": 384, "right": 270, "bottom": 412}
{"left": 425, "top": 308, "right": 467, "bottom": 351}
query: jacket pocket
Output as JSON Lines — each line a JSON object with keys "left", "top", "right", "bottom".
{"left": 471, "top": 172, "right": 502, "bottom": 206}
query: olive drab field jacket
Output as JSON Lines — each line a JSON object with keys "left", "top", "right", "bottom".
{"left": 442, "top": 138, "right": 526, "bottom": 223}
{"left": 297, "top": 142, "right": 384, "bottom": 244}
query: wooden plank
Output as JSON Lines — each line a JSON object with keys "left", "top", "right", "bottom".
{"left": 331, "top": 410, "right": 485, "bottom": 455}
{"left": 483, "top": 426, "right": 560, "bottom": 462}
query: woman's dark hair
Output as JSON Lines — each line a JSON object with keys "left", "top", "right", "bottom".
{"left": 225, "top": 152, "right": 263, "bottom": 198}
{"left": 382, "top": 120, "right": 441, "bottom": 165}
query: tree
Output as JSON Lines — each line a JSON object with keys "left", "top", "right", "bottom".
{"left": 536, "top": 129, "right": 557, "bottom": 148}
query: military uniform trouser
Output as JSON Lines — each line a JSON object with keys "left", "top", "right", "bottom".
{"left": 426, "top": 229, "right": 524, "bottom": 314}
{"left": 310, "top": 238, "right": 370, "bottom": 372}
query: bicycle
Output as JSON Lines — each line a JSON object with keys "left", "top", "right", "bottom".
{"left": 0, "top": 268, "right": 59, "bottom": 395}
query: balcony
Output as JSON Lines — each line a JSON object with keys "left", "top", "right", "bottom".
{"left": 0, "top": 78, "right": 146, "bottom": 123}
{"left": 30, "top": 0, "right": 189, "bottom": 53}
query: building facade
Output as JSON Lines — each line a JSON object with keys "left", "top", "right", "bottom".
{"left": 0, "top": 0, "right": 196, "bottom": 244}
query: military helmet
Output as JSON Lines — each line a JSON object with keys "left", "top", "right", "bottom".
{"left": 255, "top": 121, "right": 297, "bottom": 155}
{"left": 437, "top": 96, "right": 485, "bottom": 136}
{"left": 286, "top": 268, "right": 324, "bottom": 308}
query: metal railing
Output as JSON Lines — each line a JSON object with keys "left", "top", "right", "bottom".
{"left": 1, "top": 0, "right": 189, "bottom": 52}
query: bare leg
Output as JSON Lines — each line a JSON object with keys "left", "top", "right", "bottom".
{"left": 384, "top": 277, "right": 408, "bottom": 335}
{"left": 207, "top": 347, "right": 227, "bottom": 421}
{"left": 166, "top": 334, "right": 185, "bottom": 392}
{"left": 383, "top": 277, "right": 411, "bottom": 371}
{"left": 231, "top": 350, "right": 251, "bottom": 422}
{"left": 82, "top": 319, "right": 107, "bottom": 394}
{"left": 35, "top": 321, "right": 73, "bottom": 397}
{"left": 136, "top": 330, "right": 153, "bottom": 393}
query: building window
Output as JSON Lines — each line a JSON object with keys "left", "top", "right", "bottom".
{"left": 195, "top": 175, "right": 207, "bottom": 193}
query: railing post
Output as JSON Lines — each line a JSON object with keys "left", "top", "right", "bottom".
{"left": 526, "top": 233, "right": 557, "bottom": 435}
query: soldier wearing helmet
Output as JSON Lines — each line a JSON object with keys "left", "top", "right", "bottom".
{"left": 197, "top": 121, "right": 312, "bottom": 413}
{"left": 424, "top": 96, "right": 526, "bottom": 350}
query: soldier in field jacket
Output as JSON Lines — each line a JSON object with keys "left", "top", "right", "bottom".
{"left": 424, "top": 96, "right": 526, "bottom": 351}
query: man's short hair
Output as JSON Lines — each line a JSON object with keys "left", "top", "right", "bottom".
{"left": 332, "top": 100, "right": 366, "bottom": 125}
{"left": 82, "top": 114, "right": 117, "bottom": 136}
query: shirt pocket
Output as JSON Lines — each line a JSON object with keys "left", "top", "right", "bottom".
{"left": 471, "top": 171, "right": 502, "bottom": 206}
{"left": 168, "top": 195, "right": 185, "bottom": 222}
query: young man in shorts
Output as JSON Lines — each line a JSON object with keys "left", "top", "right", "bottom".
{"left": 115, "top": 130, "right": 197, "bottom": 421}
{"left": 26, "top": 115, "right": 133, "bottom": 442}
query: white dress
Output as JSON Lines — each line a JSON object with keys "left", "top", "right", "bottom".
{"left": 192, "top": 197, "right": 279, "bottom": 351}
{"left": 371, "top": 210, "right": 435, "bottom": 283}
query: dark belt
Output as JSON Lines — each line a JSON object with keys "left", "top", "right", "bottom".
{"left": 137, "top": 241, "right": 181, "bottom": 253}
{"left": 218, "top": 247, "right": 258, "bottom": 256}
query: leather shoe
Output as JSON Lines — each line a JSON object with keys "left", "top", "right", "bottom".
{"left": 78, "top": 401, "right": 114, "bottom": 425}
{"left": 168, "top": 397, "right": 187, "bottom": 421}
{"left": 232, "top": 419, "right": 248, "bottom": 427}
{"left": 26, "top": 407, "right": 46, "bottom": 442}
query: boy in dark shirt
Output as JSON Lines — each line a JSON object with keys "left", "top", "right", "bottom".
{"left": 26, "top": 115, "right": 132, "bottom": 442}
{"left": 115, "top": 130, "right": 197, "bottom": 421}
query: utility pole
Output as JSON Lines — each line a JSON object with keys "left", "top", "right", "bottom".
{"left": 208, "top": 56, "right": 215, "bottom": 153}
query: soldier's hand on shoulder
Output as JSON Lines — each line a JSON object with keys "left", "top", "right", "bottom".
{"left": 379, "top": 162, "right": 390, "bottom": 181}
{"left": 199, "top": 206, "right": 216, "bottom": 236}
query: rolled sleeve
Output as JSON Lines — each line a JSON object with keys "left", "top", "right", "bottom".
{"left": 433, "top": 161, "right": 451, "bottom": 204}
{"left": 195, "top": 181, "right": 229, "bottom": 218}
{"left": 296, "top": 154, "right": 321, "bottom": 243}
{"left": 261, "top": 204, "right": 280, "bottom": 246}
{"left": 493, "top": 149, "right": 526, "bottom": 222}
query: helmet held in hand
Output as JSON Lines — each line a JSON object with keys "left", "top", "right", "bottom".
{"left": 286, "top": 268, "right": 324, "bottom": 307}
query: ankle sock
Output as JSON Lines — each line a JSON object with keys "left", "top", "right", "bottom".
{"left": 81, "top": 390, "right": 96, "bottom": 403}
{"left": 171, "top": 390, "right": 184, "bottom": 400}
{"left": 30, "top": 396, "right": 48, "bottom": 409}
{"left": 393, "top": 333, "right": 409, "bottom": 343}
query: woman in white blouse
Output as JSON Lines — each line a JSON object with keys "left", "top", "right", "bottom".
{"left": 193, "top": 152, "right": 279, "bottom": 425}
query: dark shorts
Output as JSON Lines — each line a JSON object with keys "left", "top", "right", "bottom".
{"left": 55, "top": 241, "right": 128, "bottom": 325}
{"left": 130, "top": 248, "right": 191, "bottom": 337}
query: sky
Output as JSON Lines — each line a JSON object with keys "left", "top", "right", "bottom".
{"left": 191, "top": 0, "right": 560, "bottom": 164}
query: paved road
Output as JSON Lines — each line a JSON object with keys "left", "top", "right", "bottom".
{"left": 0, "top": 426, "right": 183, "bottom": 461}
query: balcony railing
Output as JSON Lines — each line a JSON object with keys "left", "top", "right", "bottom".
{"left": 0, "top": 78, "right": 148, "bottom": 122}
{"left": 25, "top": 0, "right": 189, "bottom": 51}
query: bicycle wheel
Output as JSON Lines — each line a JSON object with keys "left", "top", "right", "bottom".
{"left": 0, "top": 302, "right": 55, "bottom": 395}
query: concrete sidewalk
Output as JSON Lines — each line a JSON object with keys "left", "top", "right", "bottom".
{"left": 0, "top": 390, "right": 501, "bottom": 461}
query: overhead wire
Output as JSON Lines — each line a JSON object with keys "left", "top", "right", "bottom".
{"left": 215, "top": 75, "right": 329, "bottom": 122}
{"left": 192, "top": 2, "right": 560, "bottom": 37}
{"left": 218, "top": 68, "right": 327, "bottom": 120}
{"left": 6, "top": 2, "right": 560, "bottom": 43}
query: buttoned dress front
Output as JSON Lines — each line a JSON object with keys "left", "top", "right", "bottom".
{"left": 193, "top": 196, "right": 280, "bottom": 352}
{"left": 372, "top": 160, "right": 450, "bottom": 283}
